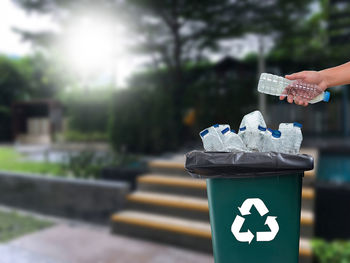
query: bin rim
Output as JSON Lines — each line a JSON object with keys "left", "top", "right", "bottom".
{"left": 185, "top": 150, "right": 314, "bottom": 179}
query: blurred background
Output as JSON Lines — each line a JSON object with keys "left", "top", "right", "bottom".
{"left": 0, "top": 0, "right": 349, "bottom": 262}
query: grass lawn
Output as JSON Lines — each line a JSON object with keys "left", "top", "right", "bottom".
{"left": 0, "top": 147, "right": 62, "bottom": 175}
{"left": 0, "top": 210, "right": 53, "bottom": 242}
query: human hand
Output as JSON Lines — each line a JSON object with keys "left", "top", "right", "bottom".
{"left": 279, "top": 71, "right": 329, "bottom": 106}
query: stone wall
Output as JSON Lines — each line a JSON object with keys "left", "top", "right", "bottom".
{"left": 0, "top": 171, "right": 130, "bottom": 223}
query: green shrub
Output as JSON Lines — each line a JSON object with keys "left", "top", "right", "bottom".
{"left": 64, "top": 130, "right": 108, "bottom": 142}
{"left": 312, "top": 239, "right": 350, "bottom": 263}
{"left": 62, "top": 88, "right": 113, "bottom": 136}
{"left": 61, "top": 151, "right": 140, "bottom": 179}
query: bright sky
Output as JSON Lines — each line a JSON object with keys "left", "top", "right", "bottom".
{"left": 0, "top": 0, "right": 58, "bottom": 56}
{"left": 0, "top": 0, "right": 143, "bottom": 87}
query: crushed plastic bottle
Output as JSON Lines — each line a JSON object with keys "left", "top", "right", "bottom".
{"left": 221, "top": 127, "right": 247, "bottom": 152}
{"left": 258, "top": 73, "right": 330, "bottom": 104}
{"left": 271, "top": 130, "right": 281, "bottom": 151}
{"left": 199, "top": 128, "right": 225, "bottom": 152}
{"left": 278, "top": 122, "right": 303, "bottom": 154}
{"left": 238, "top": 111, "right": 266, "bottom": 151}
{"left": 261, "top": 128, "right": 276, "bottom": 152}
{"left": 279, "top": 123, "right": 295, "bottom": 154}
{"left": 293, "top": 122, "right": 303, "bottom": 153}
{"left": 211, "top": 124, "right": 230, "bottom": 142}
{"left": 199, "top": 111, "right": 303, "bottom": 154}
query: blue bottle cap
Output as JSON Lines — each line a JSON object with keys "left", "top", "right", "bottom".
{"left": 213, "top": 124, "right": 219, "bottom": 128}
{"left": 267, "top": 128, "right": 273, "bottom": 133}
{"left": 272, "top": 130, "right": 281, "bottom": 138}
{"left": 200, "top": 130, "right": 209, "bottom": 137}
{"left": 293, "top": 122, "right": 302, "bottom": 128}
{"left": 239, "top": 126, "right": 246, "bottom": 131}
{"left": 323, "top": 91, "right": 330, "bottom": 102}
{"left": 231, "top": 129, "right": 236, "bottom": 134}
{"left": 221, "top": 127, "right": 230, "bottom": 134}
{"left": 258, "top": 125, "right": 267, "bottom": 131}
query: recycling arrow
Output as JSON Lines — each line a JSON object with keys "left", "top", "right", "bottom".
{"left": 238, "top": 198, "right": 269, "bottom": 216}
{"left": 231, "top": 198, "right": 279, "bottom": 244}
{"left": 231, "top": 215, "right": 254, "bottom": 244}
{"left": 256, "top": 216, "right": 279, "bottom": 242}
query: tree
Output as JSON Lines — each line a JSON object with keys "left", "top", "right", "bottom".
{"left": 13, "top": 0, "right": 315, "bottom": 152}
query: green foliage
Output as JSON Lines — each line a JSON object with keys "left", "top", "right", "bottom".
{"left": 0, "top": 210, "right": 53, "bottom": 242}
{"left": 110, "top": 82, "right": 178, "bottom": 154}
{"left": 312, "top": 239, "right": 350, "bottom": 263}
{"left": 0, "top": 147, "right": 62, "bottom": 175}
{"left": 61, "top": 152, "right": 106, "bottom": 179}
{"left": 61, "top": 151, "right": 140, "bottom": 179}
{"left": 64, "top": 130, "right": 108, "bottom": 142}
{"left": 0, "top": 54, "right": 68, "bottom": 141}
{"left": 15, "top": 53, "right": 70, "bottom": 99}
{"left": 109, "top": 62, "right": 256, "bottom": 154}
{"left": 61, "top": 87, "right": 113, "bottom": 140}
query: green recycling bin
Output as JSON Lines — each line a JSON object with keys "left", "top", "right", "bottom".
{"left": 185, "top": 151, "right": 313, "bottom": 263}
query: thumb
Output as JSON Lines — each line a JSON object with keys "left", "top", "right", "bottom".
{"left": 285, "top": 71, "right": 307, "bottom": 80}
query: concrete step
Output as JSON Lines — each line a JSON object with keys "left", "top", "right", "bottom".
{"left": 111, "top": 210, "right": 212, "bottom": 253}
{"left": 126, "top": 191, "right": 209, "bottom": 221}
{"left": 302, "top": 187, "right": 315, "bottom": 211}
{"left": 111, "top": 210, "right": 312, "bottom": 258}
{"left": 138, "top": 174, "right": 314, "bottom": 206}
{"left": 126, "top": 191, "right": 314, "bottom": 232}
{"left": 300, "top": 210, "right": 314, "bottom": 238}
{"left": 300, "top": 148, "right": 318, "bottom": 187}
{"left": 148, "top": 160, "right": 187, "bottom": 176}
{"left": 299, "top": 238, "right": 313, "bottom": 263}
{"left": 137, "top": 174, "right": 207, "bottom": 198}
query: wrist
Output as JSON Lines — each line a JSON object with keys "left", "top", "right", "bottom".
{"left": 318, "top": 69, "right": 331, "bottom": 90}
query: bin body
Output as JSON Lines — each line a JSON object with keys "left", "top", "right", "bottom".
{"left": 207, "top": 173, "right": 303, "bottom": 263}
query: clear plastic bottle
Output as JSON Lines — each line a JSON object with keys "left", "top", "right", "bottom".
{"left": 279, "top": 123, "right": 295, "bottom": 154}
{"left": 258, "top": 73, "right": 330, "bottom": 104}
{"left": 271, "top": 130, "right": 282, "bottom": 152}
{"left": 238, "top": 126, "right": 247, "bottom": 147}
{"left": 239, "top": 110, "right": 266, "bottom": 130}
{"left": 257, "top": 125, "right": 269, "bottom": 152}
{"left": 293, "top": 122, "right": 303, "bottom": 153}
{"left": 262, "top": 129, "right": 282, "bottom": 152}
{"left": 221, "top": 127, "right": 247, "bottom": 152}
{"left": 211, "top": 124, "right": 230, "bottom": 142}
{"left": 238, "top": 111, "right": 267, "bottom": 151}
{"left": 199, "top": 128, "right": 225, "bottom": 151}
{"left": 261, "top": 128, "right": 275, "bottom": 152}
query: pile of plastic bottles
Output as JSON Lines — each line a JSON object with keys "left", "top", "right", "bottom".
{"left": 199, "top": 110, "right": 303, "bottom": 154}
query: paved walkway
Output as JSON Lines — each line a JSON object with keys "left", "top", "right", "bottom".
{"left": 1, "top": 223, "right": 213, "bottom": 263}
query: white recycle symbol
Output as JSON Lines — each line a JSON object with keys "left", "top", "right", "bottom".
{"left": 231, "top": 198, "right": 279, "bottom": 244}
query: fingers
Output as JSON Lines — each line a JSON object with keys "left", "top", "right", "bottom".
{"left": 294, "top": 96, "right": 309, "bottom": 107}
{"left": 283, "top": 92, "right": 309, "bottom": 106}
{"left": 285, "top": 71, "right": 307, "bottom": 81}
{"left": 279, "top": 88, "right": 288, "bottom": 100}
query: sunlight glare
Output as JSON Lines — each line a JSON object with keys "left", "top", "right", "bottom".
{"left": 66, "top": 18, "right": 117, "bottom": 72}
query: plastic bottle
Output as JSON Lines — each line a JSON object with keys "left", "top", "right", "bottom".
{"left": 199, "top": 128, "right": 225, "bottom": 151}
{"left": 293, "top": 122, "right": 303, "bottom": 153}
{"left": 279, "top": 123, "right": 295, "bottom": 154}
{"left": 271, "top": 130, "right": 282, "bottom": 152}
{"left": 239, "top": 110, "right": 266, "bottom": 130}
{"left": 238, "top": 111, "right": 267, "bottom": 151}
{"left": 211, "top": 124, "right": 230, "bottom": 142}
{"left": 221, "top": 127, "right": 247, "bottom": 152}
{"left": 257, "top": 125, "right": 270, "bottom": 152}
{"left": 258, "top": 73, "right": 330, "bottom": 104}
{"left": 261, "top": 128, "right": 276, "bottom": 152}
